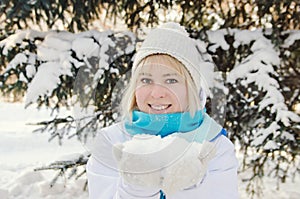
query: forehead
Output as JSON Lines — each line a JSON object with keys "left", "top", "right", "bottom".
{"left": 139, "top": 64, "right": 179, "bottom": 75}
{"left": 139, "top": 54, "right": 185, "bottom": 74}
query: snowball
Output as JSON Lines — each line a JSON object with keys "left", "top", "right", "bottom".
{"left": 113, "top": 134, "right": 215, "bottom": 195}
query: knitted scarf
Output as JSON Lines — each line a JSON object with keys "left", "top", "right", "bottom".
{"left": 125, "top": 110, "right": 205, "bottom": 138}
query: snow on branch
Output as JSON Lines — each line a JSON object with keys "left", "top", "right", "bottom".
{"left": 0, "top": 29, "right": 136, "bottom": 108}
{"left": 207, "top": 28, "right": 300, "bottom": 149}
{"left": 0, "top": 30, "right": 48, "bottom": 55}
{"left": 227, "top": 29, "right": 299, "bottom": 127}
{"left": 281, "top": 30, "right": 300, "bottom": 48}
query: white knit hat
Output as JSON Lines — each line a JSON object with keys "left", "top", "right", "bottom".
{"left": 132, "top": 22, "right": 215, "bottom": 106}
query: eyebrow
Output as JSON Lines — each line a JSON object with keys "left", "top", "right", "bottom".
{"left": 163, "top": 73, "right": 178, "bottom": 77}
{"left": 138, "top": 72, "right": 178, "bottom": 77}
{"left": 139, "top": 72, "right": 152, "bottom": 76}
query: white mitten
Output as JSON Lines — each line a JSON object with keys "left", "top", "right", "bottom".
{"left": 112, "top": 134, "right": 164, "bottom": 189}
{"left": 113, "top": 134, "right": 217, "bottom": 195}
{"left": 161, "top": 140, "right": 216, "bottom": 196}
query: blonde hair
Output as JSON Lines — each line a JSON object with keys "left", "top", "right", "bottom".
{"left": 120, "top": 54, "right": 201, "bottom": 120}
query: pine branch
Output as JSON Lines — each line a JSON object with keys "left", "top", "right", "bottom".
{"left": 34, "top": 153, "right": 90, "bottom": 188}
{"left": 28, "top": 116, "right": 76, "bottom": 145}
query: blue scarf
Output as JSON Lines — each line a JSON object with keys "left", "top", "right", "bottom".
{"left": 125, "top": 110, "right": 205, "bottom": 137}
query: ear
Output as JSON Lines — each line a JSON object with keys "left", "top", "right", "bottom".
{"left": 113, "top": 143, "right": 124, "bottom": 162}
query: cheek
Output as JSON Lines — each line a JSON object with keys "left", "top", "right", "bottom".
{"left": 171, "top": 86, "right": 188, "bottom": 107}
{"left": 135, "top": 87, "right": 148, "bottom": 106}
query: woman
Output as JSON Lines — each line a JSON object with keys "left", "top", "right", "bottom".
{"left": 86, "top": 22, "right": 239, "bottom": 199}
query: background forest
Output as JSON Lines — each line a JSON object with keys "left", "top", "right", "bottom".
{"left": 0, "top": 0, "right": 299, "bottom": 198}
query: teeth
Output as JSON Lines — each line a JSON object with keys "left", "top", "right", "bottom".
{"left": 150, "top": 104, "right": 169, "bottom": 111}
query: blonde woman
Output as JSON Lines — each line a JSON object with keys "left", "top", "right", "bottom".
{"left": 86, "top": 22, "right": 239, "bottom": 199}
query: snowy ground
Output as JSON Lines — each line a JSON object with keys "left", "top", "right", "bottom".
{"left": 0, "top": 102, "right": 299, "bottom": 199}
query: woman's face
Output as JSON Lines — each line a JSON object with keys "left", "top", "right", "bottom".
{"left": 135, "top": 58, "right": 188, "bottom": 114}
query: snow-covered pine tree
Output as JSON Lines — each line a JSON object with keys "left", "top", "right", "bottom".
{"left": 0, "top": 29, "right": 136, "bottom": 183}
{"left": 198, "top": 28, "right": 300, "bottom": 197}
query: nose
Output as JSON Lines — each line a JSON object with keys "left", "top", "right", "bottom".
{"left": 150, "top": 84, "right": 167, "bottom": 99}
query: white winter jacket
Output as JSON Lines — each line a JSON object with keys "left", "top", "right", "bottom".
{"left": 86, "top": 122, "right": 239, "bottom": 199}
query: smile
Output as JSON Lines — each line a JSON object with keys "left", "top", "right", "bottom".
{"left": 148, "top": 104, "right": 171, "bottom": 111}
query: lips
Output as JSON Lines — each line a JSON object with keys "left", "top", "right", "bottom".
{"left": 148, "top": 104, "right": 172, "bottom": 111}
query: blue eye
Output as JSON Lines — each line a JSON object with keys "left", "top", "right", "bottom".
{"left": 166, "top": 79, "right": 178, "bottom": 84}
{"left": 141, "top": 78, "right": 152, "bottom": 84}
